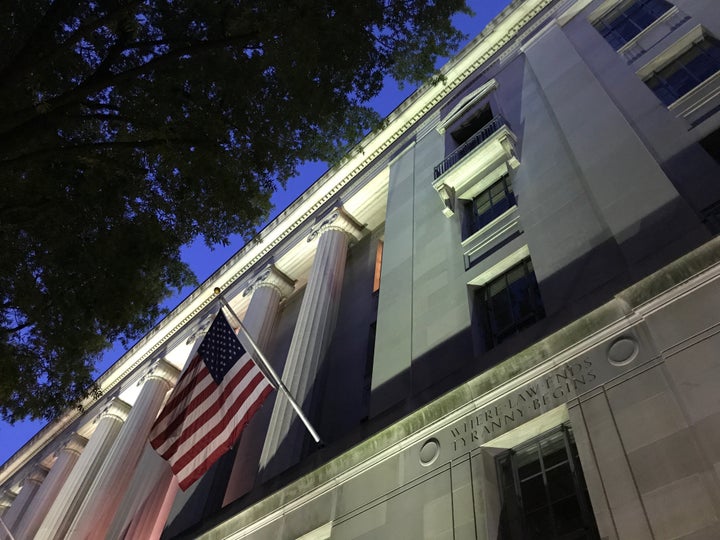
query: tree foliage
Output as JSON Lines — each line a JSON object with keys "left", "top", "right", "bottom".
{"left": 0, "top": 0, "right": 470, "bottom": 422}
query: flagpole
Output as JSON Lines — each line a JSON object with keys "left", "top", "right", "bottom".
{"left": 214, "top": 288, "right": 322, "bottom": 444}
{"left": 0, "top": 516, "right": 16, "bottom": 540}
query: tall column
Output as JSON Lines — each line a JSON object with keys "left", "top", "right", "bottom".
{"left": 259, "top": 207, "right": 363, "bottom": 478}
{"left": 34, "top": 398, "right": 130, "bottom": 540}
{"left": 12, "top": 433, "right": 87, "bottom": 540}
{"left": 105, "top": 446, "right": 178, "bottom": 540}
{"left": 223, "top": 265, "right": 295, "bottom": 504}
{"left": 66, "top": 359, "right": 179, "bottom": 540}
{"left": 1, "top": 466, "right": 47, "bottom": 538}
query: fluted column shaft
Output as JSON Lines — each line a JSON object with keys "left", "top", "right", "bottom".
{"left": 1, "top": 466, "right": 46, "bottom": 539}
{"left": 259, "top": 208, "right": 363, "bottom": 477}
{"left": 66, "top": 360, "right": 178, "bottom": 540}
{"left": 223, "top": 265, "right": 294, "bottom": 504}
{"left": 106, "top": 446, "right": 178, "bottom": 540}
{"left": 34, "top": 398, "right": 130, "bottom": 540}
{"left": 12, "top": 434, "right": 87, "bottom": 540}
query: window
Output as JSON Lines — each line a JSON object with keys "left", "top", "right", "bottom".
{"left": 496, "top": 426, "right": 600, "bottom": 540}
{"left": 645, "top": 37, "right": 720, "bottom": 105}
{"left": 450, "top": 105, "right": 494, "bottom": 145}
{"left": 594, "top": 0, "right": 673, "bottom": 49}
{"left": 701, "top": 201, "right": 720, "bottom": 235}
{"left": 476, "top": 258, "right": 545, "bottom": 349}
{"left": 372, "top": 240, "right": 383, "bottom": 293}
{"left": 462, "top": 175, "right": 516, "bottom": 239}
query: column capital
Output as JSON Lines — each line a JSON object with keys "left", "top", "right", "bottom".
{"left": 0, "top": 490, "right": 16, "bottom": 508}
{"left": 95, "top": 397, "right": 131, "bottom": 424}
{"left": 307, "top": 207, "right": 364, "bottom": 243}
{"left": 141, "top": 358, "right": 180, "bottom": 389}
{"left": 243, "top": 264, "right": 295, "bottom": 299}
{"left": 22, "top": 465, "right": 49, "bottom": 487}
{"left": 59, "top": 433, "right": 88, "bottom": 458}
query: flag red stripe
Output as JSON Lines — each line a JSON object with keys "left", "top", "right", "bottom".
{"left": 158, "top": 360, "right": 259, "bottom": 462}
{"left": 152, "top": 354, "right": 205, "bottom": 426}
{"left": 149, "top": 311, "right": 274, "bottom": 491}
{"left": 176, "top": 384, "right": 273, "bottom": 490}
{"left": 149, "top": 364, "right": 217, "bottom": 450}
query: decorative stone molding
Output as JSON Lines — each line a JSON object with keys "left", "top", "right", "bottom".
{"left": 185, "top": 312, "right": 217, "bottom": 345}
{"left": 0, "top": 489, "right": 17, "bottom": 507}
{"left": 95, "top": 398, "right": 131, "bottom": 424}
{"left": 60, "top": 433, "right": 88, "bottom": 458}
{"left": 242, "top": 264, "right": 295, "bottom": 299}
{"left": 140, "top": 358, "right": 180, "bottom": 389}
{"left": 306, "top": 207, "right": 364, "bottom": 243}
{"left": 438, "top": 184, "right": 456, "bottom": 218}
{"left": 22, "top": 466, "right": 48, "bottom": 487}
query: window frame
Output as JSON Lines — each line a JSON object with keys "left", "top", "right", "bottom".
{"left": 475, "top": 257, "right": 545, "bottom": 350}
{"left": 495, "top": 425, "right": 600, "bottom": 540}
{"left": 593, "top": 0, "right": 674, "bottom": 50}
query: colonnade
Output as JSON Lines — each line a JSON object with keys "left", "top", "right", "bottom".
{"left": 1, "top": 206, "right": 363, "bottom": 539}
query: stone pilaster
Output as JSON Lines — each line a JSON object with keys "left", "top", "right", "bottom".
{"left": 12, "top": 433, "right": 87, "bottom": 540}
{"left": 1, "top": 465, "right": 47, "bottom": 538}
{"left": 66, "top": 359, "right": 179, "bottom": 540}
{"left": 259, "top": 207, "right": 363, "bottom": 478}
{"left": 34, "top": 398, "right": 131, "bottom": 540}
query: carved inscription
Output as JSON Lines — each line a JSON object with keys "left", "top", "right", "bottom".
{"left": 451, "top": 359, "right": 596, "bottom": 452}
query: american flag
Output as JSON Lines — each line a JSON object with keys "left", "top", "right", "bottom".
{"left": 149, "top": 311, "right": 273, "bottom": 490}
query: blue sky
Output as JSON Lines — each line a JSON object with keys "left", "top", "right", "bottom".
{"left": 0, "top": 0, "right": 511, "bottom": 468}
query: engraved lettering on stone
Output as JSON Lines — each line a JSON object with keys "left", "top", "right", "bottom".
{"left": 450, "top": 359, "right": 597, "bottom": 452}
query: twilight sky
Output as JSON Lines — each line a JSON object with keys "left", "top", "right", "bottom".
{"left": 0, "top": 0, "right": 511, "bottom": 469}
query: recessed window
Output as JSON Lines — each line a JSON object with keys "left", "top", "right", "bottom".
{"left": 462, "top": 175, "right": 516, "bottom": 239}
{"left": 476, "top": 258, "right": 545, "bottom": 349}
{"left": 645, "top": 37, "right": 720, "bottom": 105}
{"left": 496, "top": 426, "right": 600, "bottom": 540}
{"left": 594, "top": 0, "right": 673, "bottom": 50}
{"left": 372, "top": 240, "right": 383, "bottom": 293}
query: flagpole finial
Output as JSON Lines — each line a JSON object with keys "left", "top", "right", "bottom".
{"left": 214, "top": 287, "right": 221, "bottom": 295}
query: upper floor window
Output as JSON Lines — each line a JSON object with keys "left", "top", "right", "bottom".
{"left": 372, "top": 240, "right": 383, "bottom": 293}
{"left": 476, "top": 258, "right": 545, "bottom": 350}
{"left": 594, "top": 0, "right": 673, "bottom": 49}
{"left": 645, "top": 36, "right": 720, "bottom": 105}
{"left": 462, "top": 175, "right": 516, "bottom": 239}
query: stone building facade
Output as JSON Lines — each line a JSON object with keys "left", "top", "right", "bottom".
{"left": 2, "top": 0, "right": 720, "bottom": 538}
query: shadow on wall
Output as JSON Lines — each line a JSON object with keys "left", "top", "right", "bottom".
{"left": 161, "top": 193, "right": 713, "bottom": 539}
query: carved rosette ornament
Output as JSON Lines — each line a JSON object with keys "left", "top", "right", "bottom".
{"left": 242, "top": 264, "right": 295, "bottom": 299}
{"left": 306, "top": 206, "right": 364, "bottom": 244}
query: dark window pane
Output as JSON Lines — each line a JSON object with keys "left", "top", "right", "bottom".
{"left": 463, "top": 175, "right": 516, "bottom": 238}
{"left": 477, "top": 259, "right": 544, "bottom": 349}
{"left": 594, "top": 0, "right": 672, "bottom": 48}
{"left": 496, "top": 427, "right": 601, "bottom": 540}
{"left": 552, "top": 497, "right": 585, "bottom": 536}
{"left": 547, "top": 464, "right": 575, "bottom": 502}
{"left": 525, "top": 508, "right": 554, "bottom": 540}
{"left": 646, "top": 38, "right": 720, "bottom": 105}
{"left": 521, "top": 475, "right": 547, "bottom": 512}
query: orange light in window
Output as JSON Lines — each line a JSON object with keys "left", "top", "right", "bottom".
{"left": 373, "top": 240, "right": 383, "bottom": 293}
